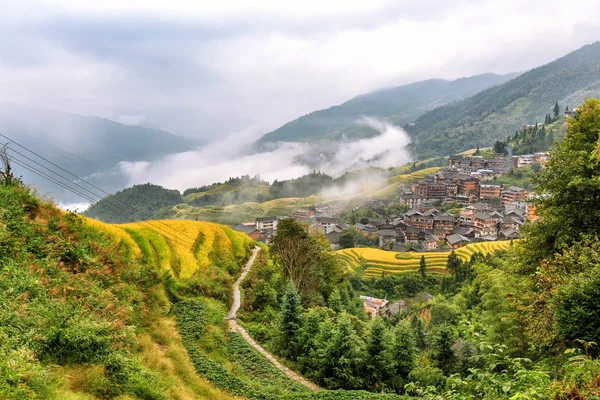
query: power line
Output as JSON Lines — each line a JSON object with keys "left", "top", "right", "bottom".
{"left": 11, "top": 156, "right": 196, "bottom": 249}
{"left": 0, "top": 133, "right": 204, "bottom": 248}
{"left": 3, "top": 137, "right": 216, "bottom": 253}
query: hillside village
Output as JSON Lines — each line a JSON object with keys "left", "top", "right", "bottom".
{"left": 235, "top": 149, "right": 547, "bottom": 252}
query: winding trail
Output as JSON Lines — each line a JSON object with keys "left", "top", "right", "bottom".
{"left": 226, "top": 246, "right": 320, "bottom": 392}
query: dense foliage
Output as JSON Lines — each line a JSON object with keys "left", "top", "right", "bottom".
{"left": 84, "top": 183, "right": 182, "bottom": 223}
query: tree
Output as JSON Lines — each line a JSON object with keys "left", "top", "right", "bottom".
{"left": 419, "top": 255, "right": 427, "bottom": 278}
{"left": 270, "top": 218, "right": 342, "bottom": 303}
{"left": 327, "top": 288, "right": 344, "bottom": 313}
{"left": 276, "top": 281, "right": 303, "bottom": 359}
{"left": 411, "top": 316, "right": 426, "bottom": 350}
{"left": 0, "top": 144, "right": 14, "bottom": 186}
{"left": 523, "top": 99, "right": 600, "bottom": 267}
{"left": 430, "top": 324, "right": 457, "bottom": 374}
{"left": 365, "top": 317, "right": 393, "bottom": 390}
{"left": 339, "top": 231, "right": 355, "bottom": 249}
{"left": 391, "top": 321, "right": 416, "bottom": 390}
{"left": 297, "top": 308, "right": 326, "bottom": 372}
{"left": 553, "top": 101, "right": 560, "bottom": 119}
{"left": 315, "top": 313, "right": 365, "bottom": 389}
{"left": 446, "top": 250, "right": 462, "bottom": 276}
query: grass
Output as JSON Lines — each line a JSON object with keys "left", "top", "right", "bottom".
{"left": 336, "top": 241, "right": 511, "bottom": 278}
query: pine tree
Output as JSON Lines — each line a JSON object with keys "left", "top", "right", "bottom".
{"left": 391, "top": 321, "right": 416, "bottom": 390}
{"left": 410, "top": 316, "right": 426, "bottom": 350}
{"left": 276, "top": 281, "right": 303, "bottom": 359}
{"left": 446, "top": 250, "right": 462, "bottom": 276}
{"left": 296, "top": 309, "right": 324, "bottom": 372}
{"left": 430, "top": 324, "right": 457, "bottom": 374}
{"left": 365, "top": 317, "right": 394, "bottom": 390}
{"left": 554, "top": 101, "right": 560, "bottom": 119}
{"left": 419, "top": 255, "right": 427, "bottom": 278}
{"left": 316, "top": 313, "right": 365, "bottom": 389}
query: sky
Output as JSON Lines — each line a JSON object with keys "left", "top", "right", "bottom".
{"left": 1, "top": 0, "right": 599, "bottom": 140}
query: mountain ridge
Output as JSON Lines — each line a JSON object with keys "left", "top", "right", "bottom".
{"left": 257, "top": 72, "right": 520, "bottom": 145}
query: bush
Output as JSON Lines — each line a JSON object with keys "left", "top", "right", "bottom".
{"left": 43, "top": 318, "right": 111, "bottom": 364}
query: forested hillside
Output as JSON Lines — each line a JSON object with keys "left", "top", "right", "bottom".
{"left": 84, "top": 183, "right": 183, "bottom": 223}
{"left": 407, "top": 41, "right": 600, "bottom": 157}
{"left": 258, "top": 73, "right": 518, "bottom": 145}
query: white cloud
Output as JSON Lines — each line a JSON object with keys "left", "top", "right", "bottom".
{"left": 0, "top": 0, "right": 598, "bottom": 140}
{"left": 118, "top": 118, "right": 411, "bottom": 191}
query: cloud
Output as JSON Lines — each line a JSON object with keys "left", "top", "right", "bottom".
{"left": 118, "top": 118, "right": 411, "bottom": 192}
{"left": 0, "top": 0, "right": 598, "bottom": 141}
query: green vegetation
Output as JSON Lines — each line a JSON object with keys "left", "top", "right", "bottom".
{"left": 257, "top": 73, "right": 518, "bottom": 145}
{"left": 84, "top": 183, "right": 183, "bottom": 223}
{"left": 0, "top": 181, "right": 239, "bottom": 399}
{"left": 407, "top": 42, "right": 600, "bottom": 158}
{"left": 493, "top": 117, "right": 565, "bottom": 155}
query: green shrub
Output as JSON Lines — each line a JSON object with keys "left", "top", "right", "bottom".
{"left": 43, "top": 318, "right": 111, "bottom": 364}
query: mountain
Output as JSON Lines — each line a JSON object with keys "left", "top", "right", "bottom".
{"left": 0, "top": 103, "right": 200, "bottom": 202}
{"left": 407, "top": 41, "right": 600, "bottom": 157}
{"left": 257, "top": 72, "right": 520, "bottom": 145}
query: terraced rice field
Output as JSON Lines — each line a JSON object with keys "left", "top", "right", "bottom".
{"left": 336, "top": 241, "right": 511, "bottom": 278}
{"left": 85, "top": 218, "right": 252, "bottom": 279}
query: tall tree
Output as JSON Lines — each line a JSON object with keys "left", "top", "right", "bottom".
{"left": 411, "top": 316, "right": 426, "bottom": 350}
{"left": 553, "top": 101, "right": 560, "bottom": 119}
{"left": 391, "top": 321, "right": 416, "bottom": 391}
{"left": 316, "top": 313, "right": 365, "bottom": 389}
{"left": 419, "top": 255, "right": 427, "bottom": 278}
{"left": 276, "top": 281, "right": 303, "bottom": 360}
{"left": 523, "top": 98, "right": 600, "bottom": 268}
{"left": 446, "top": 250, "right": 462, "bottom": 276}
{"left": 365, "top": 317, "right": 394, "bottom": 390}
{"left": 270, "top": 218, "right": 343, "bottom": 302}
{"left": 430, "top": 324, "right": 457, "bottom": 374}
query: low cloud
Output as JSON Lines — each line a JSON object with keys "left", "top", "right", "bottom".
{"left": 118, "top": 118, "right": 412, "bottom": 194}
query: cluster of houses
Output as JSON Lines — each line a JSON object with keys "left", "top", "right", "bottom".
{"left": 397, "top": 153, "right": 546, "bottom": 207}
{"left": 233, "top": 151, "right": 543, "bottom": 251}
{"left": 353, "top": 196, "right": 532, "bottom": 251}
{"left": 234, "top": 210, "right": 346, "bottom": 247}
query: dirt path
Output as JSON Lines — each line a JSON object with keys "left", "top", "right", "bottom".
{"left": 226, "top": 246, "right": 320, "bottom": 392}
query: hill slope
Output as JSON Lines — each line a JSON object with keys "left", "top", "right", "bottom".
{"left": 0, "top": 103, "right": 200, "bottom": 202}
{"left": 257, "top": 73, "right": 519, "bottom": 145}
{"left": 407, "top": 41, "right": 600, "bottom": 157}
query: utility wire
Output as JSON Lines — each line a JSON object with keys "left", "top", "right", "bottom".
{"left": 3, "top": 136, "right": 215, "bottom": 252}
{"left": 0, "top": 133, "right": 204, "bottom": 248}
{"left": 11, "top": 156, "right": 195, "bottom": 249}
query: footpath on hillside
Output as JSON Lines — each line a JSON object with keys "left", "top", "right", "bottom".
{"left": 226, "top": 246, "right": 320, "bottom": 392}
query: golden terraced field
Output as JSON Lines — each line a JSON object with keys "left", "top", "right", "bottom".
{"left": 85, "top": 218, "right": 252, "bottom": 279}
{"left": 336, "top": 241, "right": 511, "bottom": 278}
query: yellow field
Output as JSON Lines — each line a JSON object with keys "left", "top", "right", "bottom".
{"left": 336, "top": 241, "right": 511, "bottom": 278}
{"left": 85, "top": 218, "right": 252, "bottom": 279}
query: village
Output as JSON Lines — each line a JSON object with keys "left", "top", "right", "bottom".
{"left": 234, "top": 150, "right": 547, "bottom": 256}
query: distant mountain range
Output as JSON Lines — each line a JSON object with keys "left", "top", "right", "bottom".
{"left": 407, "top": 41, "right": 600, "bottom": 157}
{"left": 258, "top": 72, "right": 520, "bottom": 146}
{"left": 259, "top": 41, "right": 600, "bottom": 159}
{"left": 0, "top": 104, "right": 201, "bottom": 202}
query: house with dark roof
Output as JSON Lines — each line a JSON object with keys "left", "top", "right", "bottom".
{"left": 233, "top": 224, "right": 260, "bottom": 241}
{"left": 446, "top": 234, "right": 470, "bottom": 249}
{"left": 498, "top": 228, "right": 520, "bottom": 240}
